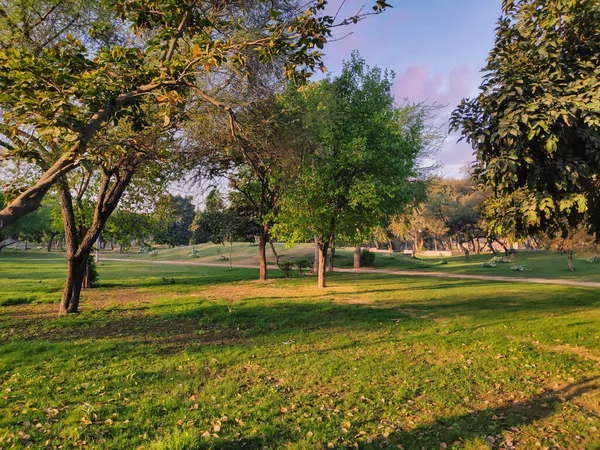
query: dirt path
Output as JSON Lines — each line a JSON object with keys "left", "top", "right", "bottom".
{"left": 101, "top": 257, "right": 600, "bottom": 288}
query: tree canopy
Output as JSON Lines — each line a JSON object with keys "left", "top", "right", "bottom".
{"left": 274, "top": 53, "right": 429, "bottom": 287}
{"left": 451, "top": 0, "right": 600, "bottom": 239}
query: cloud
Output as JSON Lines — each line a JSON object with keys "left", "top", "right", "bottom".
{"left": 393, "top": 65, "right": 478, "bottom": 177}
{"left": 393, "top": 64, "right": 474, "bottom": 108}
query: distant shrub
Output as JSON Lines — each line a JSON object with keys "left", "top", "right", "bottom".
{"left": 439, "top": 260, "right": 448, "bottom": 265}
{"left": 87, "top": 256, "right": 99, "bottom": 285}
{"left": 162, "top": 277, "right": 176, "bottom": 284}
{"left": 190, "top": 247, "right": 201, "bottom": 258}
{"left": 489, "top": 256, "right": 511, "bottom": 264}
{"left": 295, "top": 259, "right": 311, "bottom": 275}
{"left": 359, "top": 250, "right": 375, "bottom": 267}
{"left": 150, "top": 250, "right": 159, "bottom": 257}
{"left": 410, "top": 261, "right": 431, "bottom": 269}
{"left": 482, "top": 261, "right": 496, "bottom": 268}
{"left": 278, "top": 261, "right": 294, "bottom": 278}
{"left": 586, "top": 255, "right": 600, "bottom": 263}
{"left": 510, "top": 264, "right": 528, "bottom": 272}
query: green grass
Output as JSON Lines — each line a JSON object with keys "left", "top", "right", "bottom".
{"left": 1, "top": 253, "right": 600, "bottom": 449}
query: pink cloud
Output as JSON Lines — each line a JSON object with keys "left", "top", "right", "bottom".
{"left": 393, "top": 64, "right": 473, "bottom": 108}
{"left": 393, "top": 65, "right": 479, "bottom": 176}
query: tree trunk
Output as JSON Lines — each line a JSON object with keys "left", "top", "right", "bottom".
{"left": 268, "top": 240, "right": 281, "bottom": 266}
{"left": 57, "top": 156, "right": 138, "bottom": 314}
{"left": 475, "top": 238, "right": 481, "bottom": 254}
{"left": 258, "top": 224, "right": 268, "bottom": 281}
{"left": 313, "top": 236, "right": 320, "bottom": 274}
{"left": 47, "top": 232, "right": 57, "bottom": 252}
{"left": 328, "top": 238, "right": 335, "bottom": 272}
{"left": 457, "top": 233, "right": 470, "bottom": 262}
{"left": 60, "top": 253, "right": 89, "bottom": 314}
{"left": 567, "top": 249, "right": 575, "bottom": 272}
{"left": 317, "top": 240, "right": 329, "bottom": 288}
{"left": 354, "top": 245, "right": 361, "bottom": 269}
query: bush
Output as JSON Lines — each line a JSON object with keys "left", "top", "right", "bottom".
{"left": 278, "top": 261, "right": 294, "bottom": 278}
{"left": 482, "top": 261, "right": 496, "bottom": 268}
{"left": 586, "top": 255, "right": 600, "bottom": 263}
{"left": 490, "top": 256, "right": 512, "bottom": 264}
{"left": 87, "top": 256, "right": 99, "bottom": 285}
{"left": 410, "top": 261, "right": 431, "bottom": 269}
{"left": 295, "top": 259, "right": 311, "bottom": 275}
{"left": 510, "top": 264, "right": 528, "bottom": 272}
{"left": 190, "top": 247, "right": 201, "bottom": 258}
{"left": 359, "top": 250, "right": 375, "bottom": 267}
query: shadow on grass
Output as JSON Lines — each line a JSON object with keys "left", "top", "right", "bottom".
{"left": 144, "top": 378, "right": 600, "bottom": 449}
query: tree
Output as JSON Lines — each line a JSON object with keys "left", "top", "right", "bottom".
{"left": 0, "top": 0, "right": 391, "bottom": 229}
{"left": 154, "top": 195, "right": 195, "bottom": 247}
{"left": 104, "top": 209, "right": 155, "bottom": 252}
{"left": 451, "top": 0, "right": 600, "bottom": 240}
{"left": 274, "top": 53, "right": 426, "bottom": 288}
{"left": 192, "top": 193, "right": 254, "bottom": 269}
{"left": 190, "top": 86, "right": 311, "bottom": 281}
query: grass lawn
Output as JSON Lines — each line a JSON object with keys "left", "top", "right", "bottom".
{"left": 1, "top": 252, "right": 600, "bottom": 449}
{"left": 99, "top": 242, "right": 600, "bottom": 282}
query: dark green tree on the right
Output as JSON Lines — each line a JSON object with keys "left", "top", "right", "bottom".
{"left": 451, "top": 0, "right": 600, "bottom": 239}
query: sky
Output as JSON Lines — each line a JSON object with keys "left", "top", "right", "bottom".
{"left": 321, "top": 0, "right": 502, "bottom": 178}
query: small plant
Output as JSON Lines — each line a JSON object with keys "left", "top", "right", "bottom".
{"left": 278, "top": 261, "right": 294, "bottom": 278}
{"left": 586, "top": 255, "right": 600, "bottom": 263}
{"left": 510, "top": 264, "right": 528, "bottom": 272}
{"left": 439, "top": 259, "right": 448, "bottom": 265}
{"left": 489, "top": 256, "right": 512, "bottom": 264}
{"left": 162, "top": 276, "right": 176, "bottom": 284}
{"left": 295, "top": 259, "right": 311, "bottom": 275}
{"left": 150, "top": 250, "right": 159, "bottom": 257}
{"left": 482, "top": 261, "right": 496, "bottom": 268}
{"left": 380, "top": 253, "right": 395, "bottom": 260}
{"left": 226, "top": 298, "right": 235, "bottom": 314}
{"left": 190, "top": 247, "right": 201, "bottom": 258}
{"left": 218, "top": 254, "right": 229, "bottom": 261}
{"left": 410, "top": 261, "right": 431, "bottom": 269}
{"left": 359, "top": 249, "right": 375, "bottom": 267}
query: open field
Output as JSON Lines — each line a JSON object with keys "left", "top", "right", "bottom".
{"left": 96, "top": 243, "right": 600, "bottom": 282}
{"left": 1, "top": 253, "right": 600, "bottom": 449}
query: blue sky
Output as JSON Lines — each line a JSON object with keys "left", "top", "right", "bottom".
{"left": 321, "top": 0, "right": 502, "bottom": 177}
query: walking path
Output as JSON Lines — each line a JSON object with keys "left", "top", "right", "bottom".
{"left": 101, "top": 258, "right": 600, "bottom": 288}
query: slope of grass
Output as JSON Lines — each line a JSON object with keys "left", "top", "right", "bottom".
{"left": 99, "top": 243, "right": 600, "bottom": 282}
{"left": 0, "top": 254, "right": 599, "bottom": 449}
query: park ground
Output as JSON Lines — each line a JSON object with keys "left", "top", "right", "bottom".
{"left": 1, "top": 250, "right": 600, "bottom": 449}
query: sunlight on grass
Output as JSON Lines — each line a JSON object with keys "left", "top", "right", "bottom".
{"left": 0, "top": 253, "right": 599, "bottom": 449}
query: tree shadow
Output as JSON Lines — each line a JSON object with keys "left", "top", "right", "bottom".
{"left": 170, "top": 377, "right": 599, "bottom": 449}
